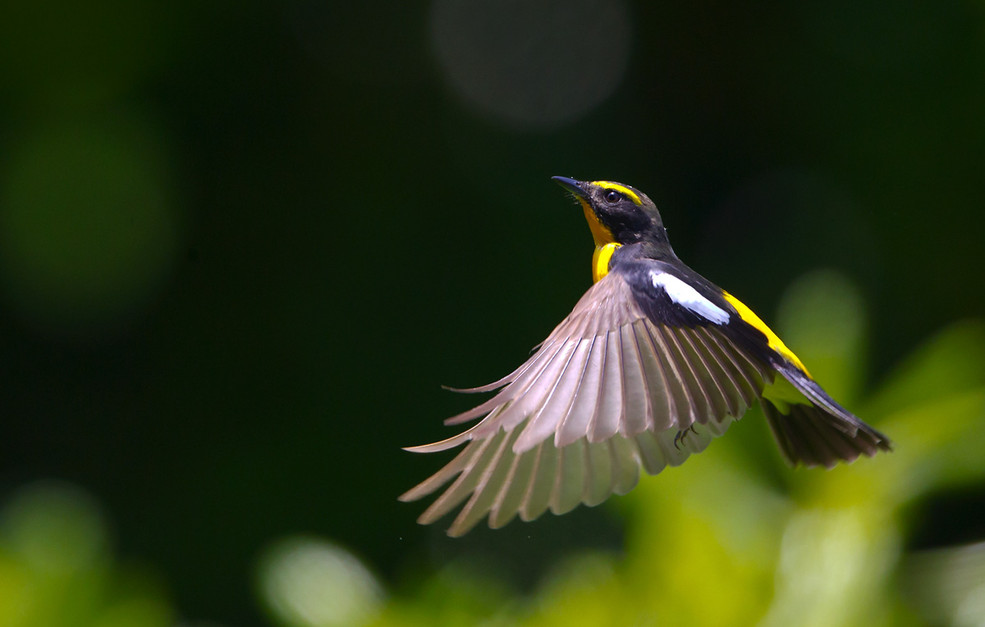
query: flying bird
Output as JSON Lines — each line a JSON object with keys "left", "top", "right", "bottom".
{"left": 401, "top": 177, "right": 891, "bottom": 536}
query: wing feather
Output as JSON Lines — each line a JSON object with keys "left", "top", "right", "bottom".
{"left": 609, "top": 437, "right": 641, "bottom": 495}
{"left": 442, "top": 338, "right": 564, "bottom": 426}
{"left": 402, "top": 272, "right": 789, "bottom": 535}
{"left": 447, "top": 426, "right": 519, "bottom": 536}
{"left": 688, "top": 327, "right": 749, "bottom": 415}
{"left": 488, "top": 442, "right": 537, "bottom": 528}
{"left": 468, "top": 340, "right": 578, "bottom": 441}
{"left": 634, "top": 430, "right": 669, "bottom": 475}
{"left": 415, "top": 433, "right": 502, "bottom": 525}
{"left": 647, "top": 324, "right": 701, "bottom": 427}
{"left": 550, "top": 439, "right": 586, "bottom": 515}
{"left": 632, "top": 320, "right": 677, "bottom": 430}
{"left": 514, "top": 338, "right": 592, "bottom": 453}
{"left": 583, "top": 438, "right": 614, "bottom": 506}
{"left": 619, "top": 323, "right": 652, "bottom": 437}
{"left": 676, "top": 328, "right": 734, "bottom": 420}
{"left": 655, "top": 428, "right": 694, "bottom": 464}
{"left": 589, "top": 330, "right": 624, "bottom": 442}
{"left": 556, "top": 335, "right": 606, "bottom": 447}
{"left": 519, "top": 440, "right": 556, "bottom": 521}
{"left": 661, "top": 326, "right": 716, "bottom": 423}
{"left": 399, "top": 443, "right": 472, "bottom": 502}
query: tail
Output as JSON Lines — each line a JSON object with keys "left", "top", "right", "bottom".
{"left": 762, "top": 363, "right": 892, "bottom": 468}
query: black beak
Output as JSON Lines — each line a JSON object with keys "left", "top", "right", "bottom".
{"left": 551, "top": 176, "right": 588, "bottom": 199}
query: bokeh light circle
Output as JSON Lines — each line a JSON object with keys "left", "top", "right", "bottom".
{"left": 0, "top": 115, "right": 179, "bottom": 336}
{"left": 429, "top": 0, "right": 632, "bottom": 130}
{"left": 256, "top": 536, "right": 384, "bottom": 627}
{"left": 0, "top": 482, "right": 107, "bottom": 575}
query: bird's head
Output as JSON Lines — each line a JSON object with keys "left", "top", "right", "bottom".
{"left": 552, "top": 177, "right": 667, "bottom": 247}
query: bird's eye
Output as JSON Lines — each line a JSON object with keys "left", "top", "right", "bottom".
{"left": 603, "top": 190, "right": 623, "bottom": 204}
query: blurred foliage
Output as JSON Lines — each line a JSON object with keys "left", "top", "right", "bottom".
{"left": 256, "top": 537, "right": 384, "bottom": 627}
{"left": 904, "top": 541, "right": 985, "bottom": 627}
{"left": 0, "top": 113, "right": 178, "bottom": 334}
{"left": 6, "top": 272, "right": 978, "bottom": 627}
{"left": 0, "top": 483, "right": 172, "bottom": 627}
{"left": 1, "top": 1, "right": 984, "bottom": 625}
{"left": 254, "top": 271, "right": 985, "bottom": 627}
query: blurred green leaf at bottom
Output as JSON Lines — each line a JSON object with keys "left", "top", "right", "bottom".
{"left": 309, "top": 269, "right": 985, "bottom": 627}
{"left": 0, "top": 482, "right": 174, "bottom": 627}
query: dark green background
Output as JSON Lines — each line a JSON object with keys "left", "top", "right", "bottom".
{"left": 1, "top": 1, "right": 983, "bottom": 624}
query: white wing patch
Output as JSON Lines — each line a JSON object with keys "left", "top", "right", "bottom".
{"left": 650, "top": 271, "right": 730, "bottom": 324}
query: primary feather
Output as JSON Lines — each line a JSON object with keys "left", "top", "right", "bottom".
{"left": 402, "top": 274, "right": 767, "bottom": 536}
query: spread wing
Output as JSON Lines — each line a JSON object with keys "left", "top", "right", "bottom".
{"left": 400, "top": 271, "right": 773, "bottom": 536}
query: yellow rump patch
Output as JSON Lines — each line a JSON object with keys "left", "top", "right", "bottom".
{"left": 722, "top": 291, "right": 812, "bottom": 377}
{"left": 592, "top": 242, "right": 621, "bottom": 283}
{"left": 590, "top": 181, "right": 643, "bottom": 206}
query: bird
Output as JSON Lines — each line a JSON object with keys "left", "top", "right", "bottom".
{"left": 400, "top": 177, "right": 891, "bottom": 537}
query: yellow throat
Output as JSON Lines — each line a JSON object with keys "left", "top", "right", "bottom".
{"left": 579, "top": 199, "right": 621, "bottom": 283}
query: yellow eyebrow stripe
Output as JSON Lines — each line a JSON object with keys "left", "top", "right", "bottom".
{"left": 722, "top": 291, "right": 812, "bottom": 377}
{"left": 590, "top": 181, "right": 642, "bottom": 206}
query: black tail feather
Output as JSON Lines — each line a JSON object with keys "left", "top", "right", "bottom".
{"left": 762, "top": 361, "right": 892, "bottom": 468}
{"left": 762, "top": 401, "right": 890, "bottom": 468}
